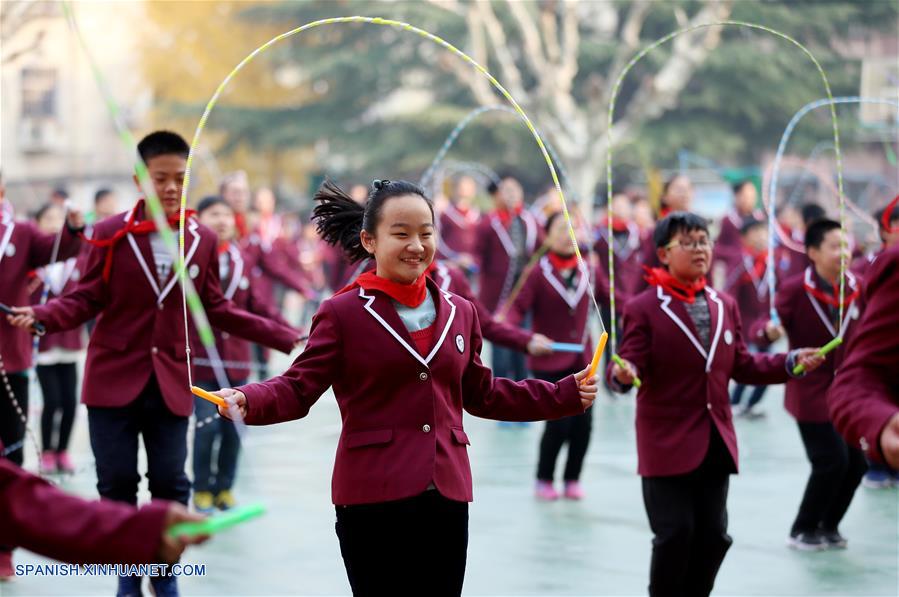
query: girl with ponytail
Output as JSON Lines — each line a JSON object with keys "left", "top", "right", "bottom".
{"left": 212, "top": 178, "right": 598, "bottom": 595}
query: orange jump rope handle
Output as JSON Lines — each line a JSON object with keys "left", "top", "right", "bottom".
{"left": 191, "top": 385, "right": 228, "bottom": 408}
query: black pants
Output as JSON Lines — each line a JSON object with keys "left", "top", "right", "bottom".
{"left": 336, "top": 491, "right": 468, "bottom": 597}
{"left": 641, "top": 428, "right": 735, "bottom": 597}
{"left": 87, "top": 376, "right": 190, "bottom": 506}
{"left": 535, "top": 368, "right": 592, "bottom": 482}
{"left": 37, "top": 363, "right": 78, "bottom": 452}
{"left": 791, "top": 421, "right": 867, "bottom": 535}
{"left": 0, "top": 371, "right": 29, "bottom": 466}
{"left": 193, "top": 379, "right": 242, "bottom": 493}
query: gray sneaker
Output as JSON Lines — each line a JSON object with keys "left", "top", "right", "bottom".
{"left": 819, "top": 529, "right": 848, "bottom": 549}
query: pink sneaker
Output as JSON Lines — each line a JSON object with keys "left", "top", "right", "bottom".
{"left": 56, "top": 451, "right": 75, "bottom": 474}
{"left": 0, "top": 550, "right": 13, "bottom": 581}
{"left": 564, "top": 480, "right": 585, "bottom": 500}
{"left": 40, "top": 451, "right": 57, "bottom": 474}
{"left": 535, "top": 480, "right": 559, "bottom": 501}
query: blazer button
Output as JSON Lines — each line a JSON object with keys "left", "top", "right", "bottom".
{"left": 707, "top": 403, "right": 712, "bottom": 411}
{"left": 158, "top": 303, "right": 164, "bottom": 310}
{"left": 422, "top": 424, "right": 431, "bottom": 433}
{"left": 222, "top": 332, "right": 230, "bottom": 340}
{"left": 419, "top": 372, "right": 428, "bottom": 381}
{"left": 151, "top": 346, "right": 159, "bottom": 355}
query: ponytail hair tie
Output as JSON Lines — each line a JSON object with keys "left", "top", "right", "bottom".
{"left": 372, "top": 179, "right": 390, "bottom": 191}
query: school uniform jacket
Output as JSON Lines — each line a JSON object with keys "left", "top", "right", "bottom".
{"left": 31, "top": 203, "right": 297, "bottom": 417}
{"left": 507, "top": 256, "right": 592, "bottom": 373}
{"left": 721, "top": 251, "right": 771, "bottom": 343}
{"left": 193, "top": 242, "right": 299, "bottom": 383}
{"left": 593, "top": 224, "right": 645, "bottom": 305}
{"left": 438, "top": 204, "right": 479, "bottom": 260}
{"left": 827, "top": 245, "right": 899, "bottom": 464}
{"left": 242, "top": 234, "right": 312, "bottom": 300}
{"left": 608, "top": 285, "right": 790, "bottom": 477}
{"left": 753, "top": 267, "right": 860, "bottom": 423}
{"left": 0, "top": 210, "right": 81, "bottom": 372}
{"left": 30, "top": 257, "right": 86, "bottom": 353}
{"left": 0, "top": 455, "right": 168, "bottom": 564}
{"left": 429, "top": 260, "right": 531, "bottom": 352}
{"left": 238, "top": 277, "right": 585, "bottom": 506}
{"left": 473, "top": 210, "right": 541, "bottom": 313}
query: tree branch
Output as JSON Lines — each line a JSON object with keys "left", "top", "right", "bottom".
{"left": 505, "top": 0, "right": 548, "bottom": 78}
{"left": 475, "top": 1, "right": 529, "bottom": 102}
{"left": 437, "top": 4, "right": 497, "bottom": 106}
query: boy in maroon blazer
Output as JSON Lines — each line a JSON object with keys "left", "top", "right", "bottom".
{"left": 191, "top": 195, "right": 302, "bottom": 513}
{"left": 473, "top": 176, "right": 542, "bottom": 382}
{"left": 713, "top": 179, "right": 764, "bottom": 270}
{"left": 7, "top": 132, "right": 301, "bottom": 596}
{"left": 608, "top": 212, "right": 822, "bottom": 597}
{"left": 723, "top": 218, "right": 773, "bottom": 418}
{"left": 754, "top": 218, "right": 866, "bottom": 551}
{"left": 827, "top": 244, "right": 899, "bottom": 473}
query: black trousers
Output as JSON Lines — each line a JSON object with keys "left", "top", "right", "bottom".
{"left": 791, "top": 421, "right": 867, "bottom": 535}
{"left": 641, "top": 428, "right": 735, "bottom": 597}
{"left": 336, "top": 491, "right": 469, "bottom": 597}
{"left": 0, "top": 371, "right": 29, "bottom": 466}
{"left": 534, "top": 368, "right": 592, "bottom": 482}
{"left": 37, "top": 363, "right": 78, "bottom": 452}
{"left": 87, "top": 375, "right": 190, "bottom": 506}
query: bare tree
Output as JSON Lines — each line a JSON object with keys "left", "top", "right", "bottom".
{"left": 0, "top": 0, "right": 56, "bottom": 64}
{"left": 429, "top": 0, "right": 733, "bottom": 210}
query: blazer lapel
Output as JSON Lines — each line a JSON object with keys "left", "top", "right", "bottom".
{"left": 158, "top": 218, "right": 201, "bottom": 304}
{"left": 223, "top": 244, "right": 244, "bottom": 300}
{"left": 540, "top": 256, "right": 587, "bottom": 309}
{"left": 704, "top": 287, "right": 725, "bottom": 373}
{"left": 657, "top": 285, "right": 708, "bottom": 363}
{"left": 358, "top": 279, "right": 457, "bottom": 368}
{"left": 803, "top": 267, "right": 838, "bottom": 337}
{"left": 125, "top": 206, "right": 161, "bottom": 297}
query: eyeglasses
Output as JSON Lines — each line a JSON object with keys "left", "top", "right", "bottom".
{"left": 665, "top": 238, "right": 711, "bottom": 251}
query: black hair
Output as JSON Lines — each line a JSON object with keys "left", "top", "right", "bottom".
{"left": 312, "top": 178, "right": 434, "bottom": 263}
{"left": 486, "top": 180, "right": 499, "bottom": 195}
{"left": 545, "top": 210, "right": 563, "bottom": 233}
{"left": 732, "top": 179, "right": 754, "bottom": 195}
{"left": 197, "top": 195, "right": 232, "bottom": 215}
{"left": 740, "top": 217, "right": 766, "bottom": 236}
{"left": 33, "top": 202, "right": 58, "bottom": 222}
{"left": 653, "top": 211, "right": 709, "bottom": 248}
{"left": 805, "top": 219, "right": 841, "bottom": 250}
{"left": 137, "top": 130, "right": 189, "bottom": 164}
{"left": 94, "top": 188, "right": 113, "bottom": 205}
{"left": 51, "top": 188, "right": 69, "bottom": 199}
{"left": 800, "top": 202, "right": 826, "bottom": 227}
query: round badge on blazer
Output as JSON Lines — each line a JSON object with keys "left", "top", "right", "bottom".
{"left": 188, "top": 263, "right": 200, "bottom": 279}
{"left": 849, "top": 304, "right": 860, "bottom": 320}
{"left": 724, "top": 330, "right": 734, "bottom": 345}
{"left": 71, "top": 269, "right": 80, "bottom": 281}
{"left": 455, "top": 334, "right": 465, "bottom": 353}
{"left": 5, "top": 243, "right": 15, "bottom": 257}
{"left": 239, "top": 276, "right": 250, "bottom": 290}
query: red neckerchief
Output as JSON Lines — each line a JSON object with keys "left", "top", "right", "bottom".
{"left": 234, "top": 212, "right": 249, "bottom": 239}
{"left": 494, "top": 205, "right": 523, "bottom": 228}
{"left": 602, "top": 216, "right": 629, "bottom": 233}
{"left": 741, "top": 245, "right": 767, "bottom": 283}
{"left": 643, "top": 266, "right": 707, "bottom": 304}
{"left": 882, "top": 194, "right": 899, "bottom": 234}
{"left": 82, "top": 200, "right": 196, "bottom": 282}
{"left": 659, "top": 205, "right": 673, "bottom": 219}
{"left": 217, "top": 241, "right": 230, "bottom": 256}
{"left": 804, "top": 272, "right": 859, "bottom": 308}
{"left": 337, "top": 270, "right": 428, "bottom": 308}
{"left": 548, "top": 252, "right": 578, "bottom": 271}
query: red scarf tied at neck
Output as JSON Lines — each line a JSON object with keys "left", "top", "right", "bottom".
{"left": 337, "top": 270, "right": 428, "bottom": 308}
{"left": 82, "top": 200, "right": 196, "bottom": 282}
{"left": 804, "top": 274, "right": 859, "bottom": 308}
{"left": 495, "top": 205, "right": 523, "bottom": 228}
{"left": 643, "top": 266, "right": 707, "bottom": 304}
{"left": 548, "top": 252, "right": 579, "bottom": 271}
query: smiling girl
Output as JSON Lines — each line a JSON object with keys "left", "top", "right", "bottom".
{"left": 213, "top": 179, "right": 598, "bottom": 596}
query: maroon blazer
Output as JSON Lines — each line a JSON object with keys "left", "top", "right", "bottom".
{"left": 31, "top": 203, "right": 297, "bottom": 417}
{"left": 242, "top": 235, "right": 311, "bottom": 300}
{"left": 507, "top": 256, "right": 592, "bottom": 373}
{"left": 31, "top": 258, "right": 86, "bottom": 353}
{"left": 754, "top": 267, "right": 860, "bottom": 423}
{"left": 238, "top": 277, "right": 585, "bottom": 506}
{"left": 713, "top": 209, "right": 764, "bottom": 269}
{"left": 608, "top": 285, "right": 790, "bottom": 477}
{"left": 721, "top": 251, "right": 770, "bottom": 343}
{"left": 593, "top": 223, "right": 645, "bottom": 306}
{"left": 429, "top": 260, "right": 531, "bottom": 352}
{"left": 0, "top": 211, "right": 81, "bottom": 372}
{"left": 193, "top": 243, "right": 300, "bottom": 383}
{"left": 438, "top": 204, "right": 479, "bottom": 260}
{"left": 827, "top": 245, "right": 899, "bottom": 463}
{"left": 0, "top": 458, "right": 168, "bottom": 564}
{"left": 473, "top": 210, "right": 542, "bottom": 313}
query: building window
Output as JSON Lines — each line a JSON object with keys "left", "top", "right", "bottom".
{"left": 21, "top": 68, "right": 57, "bottom": 119}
